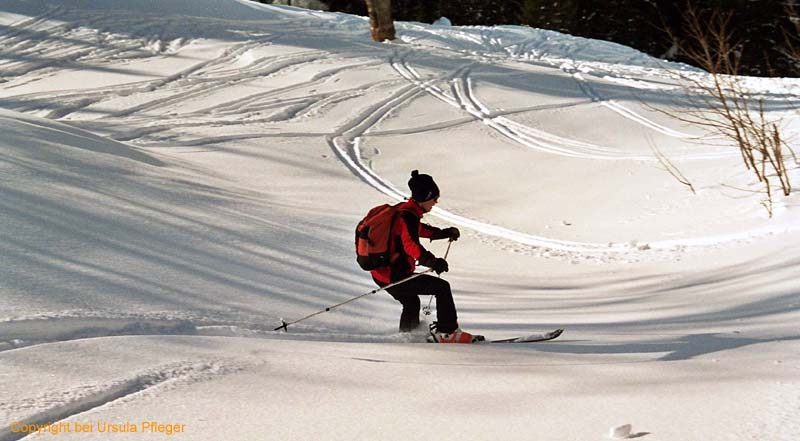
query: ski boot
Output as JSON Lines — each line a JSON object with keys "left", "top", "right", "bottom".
{"left": 428, "top": 323, "right": 484, "bottom": 343}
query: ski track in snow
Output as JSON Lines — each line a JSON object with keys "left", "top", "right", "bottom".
{"left": 0, "top": 315, "right": 425, "bottom": 353}
{"left": 567, "top": 70, "right": 698, "bottom": 140}
{"left": 0, "top": 359, "right": 246, "bottom": 441}
{"left": 393, "top": 54, "right": 724, "bottom": 161}
{"left": 2, "top": 29, "right": 394, "bottom": 144}
{"left": 402, "top": 25, "right": 725, "bottom": 142}
{"left": 329, "top": 86, "right": 638, "bottom": 257}
{"left": 1, "top": 34, "right": 318, "bottom": 120}
{"left": 1, "top": 7, "right": 797, "bottom": 261}
{"left": 0, "top": 8, "right": 798, "bottom": 440}
{"left": 0, "top": 9, "right": 192, "bottom": 87}
{"left": 329, "top": 51, "right": 796, "bottom": 259}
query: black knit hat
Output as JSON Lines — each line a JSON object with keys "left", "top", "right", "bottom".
{"left": 408, "top": 170, "right": 439, "bottom": 202}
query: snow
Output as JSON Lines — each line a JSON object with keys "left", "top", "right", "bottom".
{"left": 1, "top": 0, "right": 799, "bottom": 440}
{"left": 433, "top": 17, "right": 451, "bottom": 27}
{"left": 610, "top": 424, "right": 633, "bottom": 439}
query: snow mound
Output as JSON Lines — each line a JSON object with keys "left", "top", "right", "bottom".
{"left": 0, "top": 109, "right": 164, "bottom": 167}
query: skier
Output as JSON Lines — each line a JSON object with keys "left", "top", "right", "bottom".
{"left": 371, "top": 170, "right": 476, "bottom": 343}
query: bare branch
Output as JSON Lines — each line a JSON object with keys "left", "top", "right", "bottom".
{"left": 647, "top": 2, "right": 795, "bottom": 217}
{"left": 648, "top": 136, "right": 696, "bottom": 194}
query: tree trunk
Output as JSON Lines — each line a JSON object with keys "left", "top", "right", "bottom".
{"left": 365, "top": 0, "right": 395, "bottom": 42}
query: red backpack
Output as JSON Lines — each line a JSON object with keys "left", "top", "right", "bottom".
{"left": 354, "top": 203, "right": 401, "bottom": 270}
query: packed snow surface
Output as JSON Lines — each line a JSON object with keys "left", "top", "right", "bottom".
{"left": 1, "top": 0, "right": 799, "bottom": 440}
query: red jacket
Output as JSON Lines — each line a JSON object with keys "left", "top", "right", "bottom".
{"left": 371, "top": 200, "right": 447, "bottom": 284}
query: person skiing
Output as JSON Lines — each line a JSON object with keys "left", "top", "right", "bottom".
{"left": 371, "top": 170, "right": 476, "bottom": 343}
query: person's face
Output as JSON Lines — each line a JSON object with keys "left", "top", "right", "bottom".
{"left": 419, "top": 196, "right": 438, "bottom": 213}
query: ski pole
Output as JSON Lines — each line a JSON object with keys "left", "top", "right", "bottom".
{"left": 423, "top": 239, "right": 453, "bottom": 316}
{"left": 274, "top": 268, "right": 435, "bottom": 332}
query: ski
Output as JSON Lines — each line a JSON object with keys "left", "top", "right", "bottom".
{"left": 486, "top": 328, "right": 564, "bottom": 344}
{"left": 427, "top": 328, "right": 564, "bottom": 344}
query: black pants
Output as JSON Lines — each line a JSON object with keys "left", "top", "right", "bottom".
{"left": 375, "top": 274, "right": 459, "bottom": 333}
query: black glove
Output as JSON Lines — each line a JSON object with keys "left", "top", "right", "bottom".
{"left": 430, "top": 258, "right": 449, "bottom": 275}
{"left": 445, "top": 227, "right": 460, "bottom": 241}
{"left": 418, "top": 251, "right": 449, "bottom": 274}
{"left": 418, "top": 250, "right": 435, "bottom": 267}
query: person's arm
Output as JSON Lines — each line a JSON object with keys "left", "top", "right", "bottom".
{"left": 422, "top": 223, "right": 460, "bottom": 241}
{"left": 398, "top": 211, "right": 427, "bottom": 260}
{"left": 399, "top": 212, "right": 449, "bottom": 274}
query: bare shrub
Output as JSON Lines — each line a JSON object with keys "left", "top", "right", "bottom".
{"left": 660, "top": 3, "right": 797, "bottom": 216}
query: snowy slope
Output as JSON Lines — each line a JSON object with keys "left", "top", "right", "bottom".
{"left": 1, "top": 1, "right": 799, "bottom": 440}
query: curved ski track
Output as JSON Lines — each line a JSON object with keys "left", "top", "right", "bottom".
{"left": 0, "top": 11, "right": 791, "bottom": 259}
{"left": 331, "top": 51, "right": 786, "bottom": 257}
{"left": 329, "top": 53, "right": 652, "bottom": 256}
{"left": 393, "top": 54, "right": 727, "bottom": 161}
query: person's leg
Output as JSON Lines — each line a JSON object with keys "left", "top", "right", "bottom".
{"left": 376, "top": 277, "right": 421, "bottom": 332}
{"left": 392, "top": 292, "right": 421, "bottom": 332}
{"left": 382, "top": 275, "right": 458, "bottom": 333}
{"left": 426, "top": 276, "right": 458, "bottom": 333}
